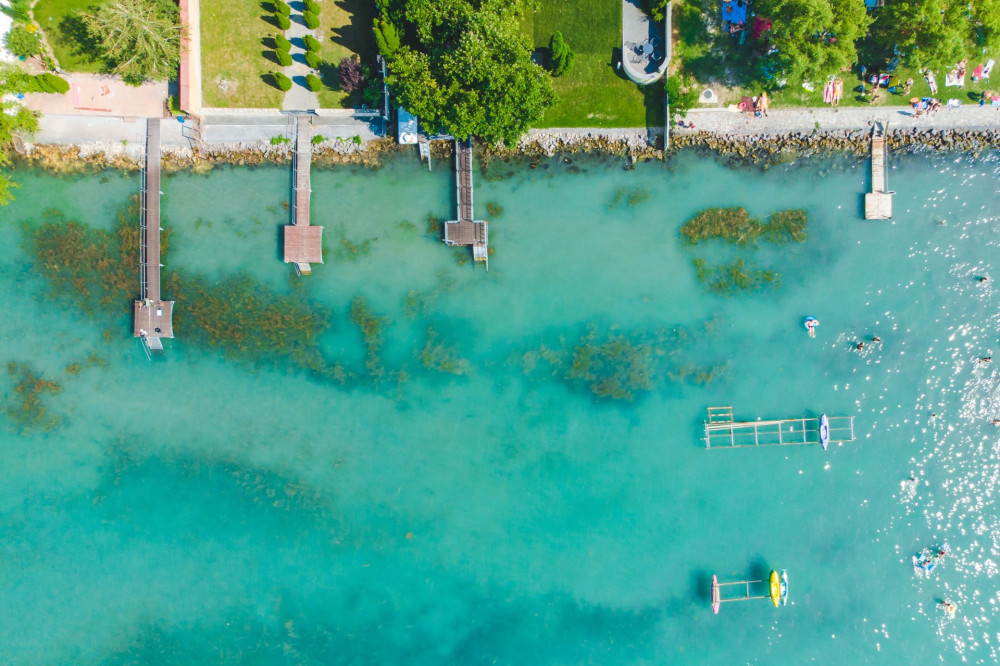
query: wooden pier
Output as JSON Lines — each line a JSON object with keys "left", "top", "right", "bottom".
{"left": 864, "top": 123, "right": 893, "bottom": 219}
{"left": 704, "top": 406, "right": 855, "bottom": 449}
{"left": 284, "top": 115, "right": 323, "bottom": 275}
{"left": 133, "top": 118, "right": 174, "bottom": 353}
{"left": 443, "top": 139, "right": 488, "bottom": 269}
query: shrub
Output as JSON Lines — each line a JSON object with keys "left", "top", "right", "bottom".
{"left": 303, "top": 35, "right": 321, "bottom": 53}
{"left": 304, "top": 0, "right": 320, "bottom": 15}
{"left": 275, "top": 12, "right": 291, "bottom": 30}
{"left": 4, "top": 24, "right": 43, "bottom": 58}
{"left": 338, "top": 54, "right": 364, "bottom": 93}
{"left": 305, "top": 50, "right": 322, "bottom": 69}
{"left": 273, "top": 71, "right": 292, "bottom": 91}
{"left": 275, "top": 48, "right": 292, "bottom": 67}
{"left": 305, "top": 73, "right": 322, "bottom": 92}
{"left": 275, "top": 34, "right": 291, "bottom": 52}
{"left": 372, "top": 18, "right": 400, "bottom": 57}
{"left": 40, "top": 73, "right": 70, "bottom": 94}
{"left": 303, "top": 11, "right": 319, "bottom": 29}
{"left": 273, "top": 0, "right": 291, "bottom": 16}
{"left": 311, "top": 134, "right": 327, "bottom": 144}
{"left": 549, "top": 31, "right": 575, "bottom": 77}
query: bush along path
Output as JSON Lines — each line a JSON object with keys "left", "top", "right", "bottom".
{"left": 280, "top": 0, "right": 320, "bottom": 111}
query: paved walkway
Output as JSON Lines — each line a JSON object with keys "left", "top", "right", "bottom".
{"left": 282, "top": 1, "right": 319, "bottom": 111}
{"left": 675, "top": 104, "right": 1000, "bottom": 135}
{"left": 22, "top": 73, "right": 167, "bottom": 118}
{"left": 622, "top": 0, "right": 666, "bottom": 85}
{"left": 32, "top": 112, "right": 380, "bottom": 148}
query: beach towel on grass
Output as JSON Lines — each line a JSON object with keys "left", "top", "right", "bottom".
{"left": 945, "top": 72, "right": 964, "bottom": 87}
{"left": 985, "top": 60, "right": 996, "bottom": 78}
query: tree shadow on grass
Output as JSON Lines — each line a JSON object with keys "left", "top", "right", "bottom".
{"left": 260, "top": 72, "right": 285, "bottom": 90}
{"left": 261, "top": 50, "right": 282, "bottom": 66}
{"left": 330, "top": 0, "right": 378, "bottom": 64}
{"left": 642, "top": 82, "right": 664, "bottom": 130}
{"left": 261, "top": 13, "right": 284, "bottom": 29}
{"left": 57, "top": 13, "right": 101, "bottom": 66}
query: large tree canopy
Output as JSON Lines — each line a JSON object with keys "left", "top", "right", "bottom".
{"left": 83, "top": 0, "right": 180, "bottom": 85}
{"left": 756, "top": 0, "right": 872, "bottom": 82}
{"left": 383, "top": 0, "right": 555, "bottom": 145}
{"left": 872, "top": 0, "right": 1000, "bottom": 71}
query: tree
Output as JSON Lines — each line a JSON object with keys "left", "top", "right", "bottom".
{"left": 549, "top": 31, "right": 574, "bottom": 77}
{"left": 755, "top": 0, "right": 871, "bottom": 82}
{"left": 664, "top": 76, "right": 698, "bottom": 123}
{"left": 303, "top": 11, "right": 319, "bottom": 29}
{"left": 304, "top": 0, "right": 320, "bottom": 15}
{"left": 338, "top": 54, "right": 365, "bottom": 93}
{"left": 305, "top": 50, "right": 322, "bottom": 69}
{"left": 83, "top": 0, "right": 180, "bottom": 84}
{"left": 276, "top": 12, "right": 291, "bottom": 30}
{"left": 305, "top": 73, "right": 323, "bottom": 91}
{"left": 644, "top": 0, "right": 669, "bottom": 21}
{"left": 0, "top": 65, "right": 40, "bottom": 205}
{"left": 303, "top": 35, "right": 321, "bottom": 52}
{"left": 273, "top": 71, "right": 292, "bottom": 91}
{"left": 0, "top": 0, "right": 31, "bottom": 22}
{"left": 273, "top": 0, "right": 290, "bottom": 16}
{"left": 275, "top": 49, "right": 292, "bottom": 67}
{"left": 871, "top": 0, "right": 999, "bottom": 71}
{"left": 275, "top": 34, "right": 291, "bottom": 51}
{"left": 373, "top": 17, "right": 401, "bottom": 57}
{"left": 4, "top": 25, "right": 43, "bottom": 58}
{"left": 385, "top": 0, "right": 555, "bottom": 145}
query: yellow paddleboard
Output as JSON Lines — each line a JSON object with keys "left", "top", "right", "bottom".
{"left": 769, "top": 570, "right": 780, "bottom": 607}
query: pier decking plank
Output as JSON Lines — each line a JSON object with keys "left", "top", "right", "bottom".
{"left": 284, "top": 115, "right": 323, "bottom": 271}
{"left": 134, "top": 118, "right": 174, "bottom": 347}
{"left": 443, "top": 139, "right": 488, "bottom": 268}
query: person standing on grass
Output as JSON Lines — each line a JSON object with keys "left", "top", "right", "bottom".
{"left": 904, "top": 77, "right": 913, "bottom": 94}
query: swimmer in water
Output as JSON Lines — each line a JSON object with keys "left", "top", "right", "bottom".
{"left": 857, "top": 341, "right": 866, "bottom": 351}
{"left": 872, "top": 335, "right": 881, "bottom": 344}
{"left": 980, "top": 356, "right": 992, "bottom": 364}
{"left": 941, "top": 600, "right": 957, "bottom": 616}
{"left": 979, "top": 276, "right": 990, "bottom": 283}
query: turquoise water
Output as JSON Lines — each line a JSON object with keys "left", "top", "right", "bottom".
{"left": 1, "top": 150, "right": 999, "bottom": 664}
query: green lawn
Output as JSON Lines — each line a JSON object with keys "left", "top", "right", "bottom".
{"left": 316, "top": 0, "right": 378, "bottom": 108}
{"left": 523, "top": 1, "right": 661, "bottom": 128}
{"left": 201, "top": 0, "right": 283, "bottom": 108}
{"left": 33, "top": 0, "right": 103, "bottom": 73}
{"left": 672, "top": 0, "right": 999, "bottom": 112}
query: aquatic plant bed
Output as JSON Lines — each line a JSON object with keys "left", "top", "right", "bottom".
{"left": 521, "top": 0, "right": 659, "bottom": 128}
{"left": 681, "top": 207, "right": 807, "bottom": 245}
{"left": 201, "top": 0, "right": 284, "bottom": 108}
{"left": 33, "top": 0, "right": 104, "bottom": 73}
{"left": 315, "top": 0, "right": 378, "bottom": 109}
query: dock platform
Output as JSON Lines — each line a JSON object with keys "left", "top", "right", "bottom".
{"left": 443, "top": 139, "right": 488, "bottom": 268}
{"left": 864, "top": 123, "right": 893, "bottom": 219}
{"left": 284, "top": 115, "right": 323, "bottom": 275}
{"left": 133, "top": 118, "right": 174, "bottom": 352}
{"left": 704, "top": 407, "right": 855, "bottom": 449}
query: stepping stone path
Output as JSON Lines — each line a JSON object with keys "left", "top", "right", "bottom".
{"left": 281, "top": 1, "right": 319, "bottom": 111}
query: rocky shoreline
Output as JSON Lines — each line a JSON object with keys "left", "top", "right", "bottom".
{"left": 14, "top": 127, "right": 1000, "bottom": 175}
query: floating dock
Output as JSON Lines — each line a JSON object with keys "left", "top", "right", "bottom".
{"left": 442, "top": 139, "right": 488, "bottom": 269}
{"left": 864, "top": 123, "right": 893, "bottom": 219}
{"left": 284, "top": 115, "right": 323, "bottom": 275}
{"left": 704, "top": 406, "right": 855, "bottom": 449}
{"left": 133, "top": 118, "right": 174, "bottom": 353}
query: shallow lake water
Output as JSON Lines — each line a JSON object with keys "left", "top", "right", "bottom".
{"left": 1, "top": 149, "right": 999, "bottom": 664}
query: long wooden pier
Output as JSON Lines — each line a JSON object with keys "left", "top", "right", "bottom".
{"left": 864, "top": 123, "right": 892, "bottom": 219}
{"left": 283, "top": 115, "right": 323, "bottom": 275}
{"left": 133, "top": 118, "right": 174, "bottom": 353}
{"left": 443, "top": 139, "right": 488, "bottom": 269}
{"left": 703, "top": 406, "right": 855, "bottom": 449}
